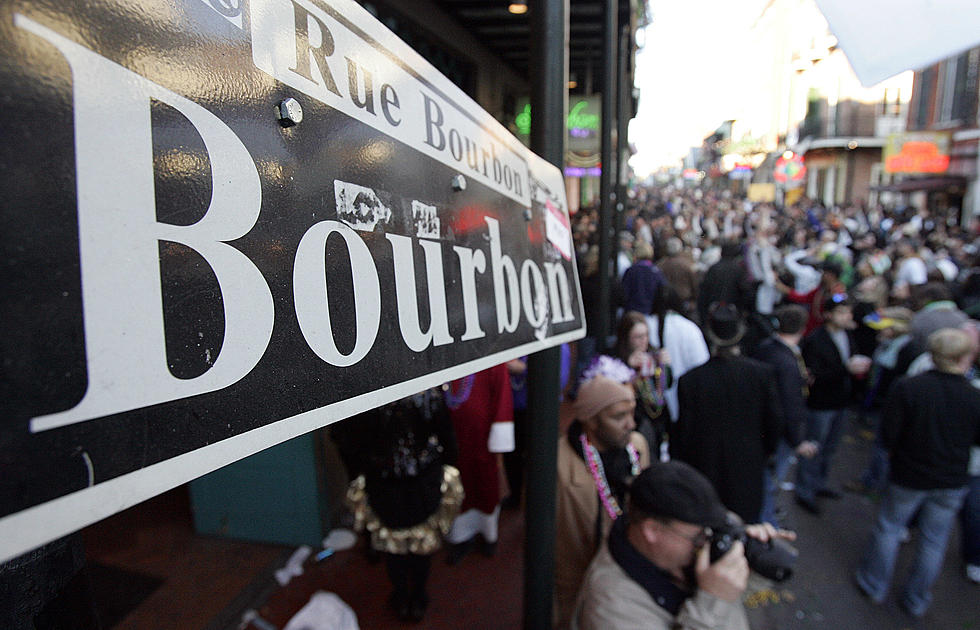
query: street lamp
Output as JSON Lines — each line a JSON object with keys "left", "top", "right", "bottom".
{"left": 508, "top": 0, "right": 527, "bottom": 14}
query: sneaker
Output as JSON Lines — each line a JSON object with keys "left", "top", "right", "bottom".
{"left": 967, "top": 564, "right": 980, "bottom": 584}
{"left": 853, "top": 572, "right": 885, "bottom": 605}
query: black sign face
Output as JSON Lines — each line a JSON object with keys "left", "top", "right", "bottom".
{"left": 0, "top": 0, "right": 583, "bottom": 562}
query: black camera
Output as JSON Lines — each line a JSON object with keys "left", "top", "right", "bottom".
{"left": 708, "top": 514, "right": 798, "bottom": 582}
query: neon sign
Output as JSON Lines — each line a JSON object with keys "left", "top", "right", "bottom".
{"left": 514, "top": 100, "right": 600, "bottom": 136}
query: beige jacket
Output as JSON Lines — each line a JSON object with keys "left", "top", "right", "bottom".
{"left": 553, "top": 431, "right": 650, "bottom": 629}
{"left": 574, "top": 545, "right": 750, "bottom": 630}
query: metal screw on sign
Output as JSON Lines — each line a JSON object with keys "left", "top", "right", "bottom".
{"left": 276, "top": 98, "right": 303, "bottom": 127}
{"left": 451, "top": 174, "right": 467, "bottom": 191}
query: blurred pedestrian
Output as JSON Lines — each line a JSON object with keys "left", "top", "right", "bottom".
{"left": 752, "top": 304, "right": 819, "bottom": 525}
{"left": 621, "top": 240, "right": 665, "bottom": 316}
{"left": 672, "top": 303, "right": 783, "bottom": 523}
{"left": 344, "top": 389, "right": 463, "bottom": 622}
{"left": 855, "top": 328, "right": 980, "bottom": 616}
{"left": 614, "top": 311, "right": 673, "bottom": 457}
{"left": 795, "top": 294, "right": 868, "bottom": 515}
{"left": 444, "top": 364, "right": 514, "bottom": 564}
{"left": 554, "top": 368, "right": 650, "bottom": 628}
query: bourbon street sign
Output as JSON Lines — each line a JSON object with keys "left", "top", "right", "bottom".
{"left": 0, "top": 0, "right": 584, "bottom": 562}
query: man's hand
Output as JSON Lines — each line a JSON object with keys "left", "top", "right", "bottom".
{"left": 795, "top": 440, "right": 819, "bottom": 458}
{"left": 695, "top": 541, "right": 748, "bottom": 602}
{"left": 744, "top": 522, "right": 797, "bottom": 544}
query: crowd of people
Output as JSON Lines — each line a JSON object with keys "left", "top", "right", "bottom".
{"left": 336, "top": 187, "right": 980, "bottom": 627}
{"left": 564, "top": 187, "right": 979, "bottom": 626}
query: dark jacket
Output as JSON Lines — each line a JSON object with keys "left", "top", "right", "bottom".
{"left": 752, "top": 337, "right": 808, "bottom": 447}
{"left": 882, "top": 370, "right": 980, "bottom": 489}
{"left": 801, "top": 326, "right": 853, "bottom": 410}
{"left": 621, "top": 261, "right": 664, "bottom": 315}
{"left": 673, "top": 355, "right": 783, "bottom": 522}
{"left": 697, "top": 257, "right": 751, "bottom": 323}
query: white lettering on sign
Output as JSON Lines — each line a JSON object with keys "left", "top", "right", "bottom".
{"left": 15, "top": 12, "right": 579, "bottom": 433}
{"left": 293, "top": 220, "right": 381, "bottom": 367}
{"left": 19, "top": 15, "right": 275, "bottom": 434}
{"left": 387, "top": 234, "right": 454, "bottom": 352}
{"left": 249, "top": 0, "right": 530, "bottom": 205}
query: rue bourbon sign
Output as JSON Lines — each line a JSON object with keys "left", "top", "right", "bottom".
{"left": 0, "top": 0, "right": 584, "bottom": 562}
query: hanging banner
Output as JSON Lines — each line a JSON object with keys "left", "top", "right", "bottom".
{"left": 0, "top": 0, "right": 583, "bottom": 563}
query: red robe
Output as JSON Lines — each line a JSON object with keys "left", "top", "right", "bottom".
{"left": 448, "top": 364, "right": 514, "bottom": 513}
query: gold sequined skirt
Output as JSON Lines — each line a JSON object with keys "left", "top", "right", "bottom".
{"left": 346, "top": 465, "right": 464, "bottom": 555}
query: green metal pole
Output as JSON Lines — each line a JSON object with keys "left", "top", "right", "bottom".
{"left": 597, "top": 0, "right": 617, "bottom": 353}
{"left": 525, "top": 0, "right": 567, "bottom": 628}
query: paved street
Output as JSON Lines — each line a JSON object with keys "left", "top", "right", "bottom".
{"left": 746, "top": 414, "right": 979, "bottom": 630}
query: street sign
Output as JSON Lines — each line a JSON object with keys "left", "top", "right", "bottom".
{"left": 0, "top": 0, "right": 584, "bottom": 563}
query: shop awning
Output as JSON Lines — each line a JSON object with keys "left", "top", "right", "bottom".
{"left": 872, "top": 176, "right": 967, "bottom": 192}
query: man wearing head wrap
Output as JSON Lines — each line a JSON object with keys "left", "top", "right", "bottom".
{"left": 553, "top": 373, "right": 650, "bottom": 629}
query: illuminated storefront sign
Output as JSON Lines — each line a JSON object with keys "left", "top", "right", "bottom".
{"left": 774, "top": 153, "right": 807, "bottom": 183}
{"left": 884, "top": 132, "right": 951, "bottom": 174}
{"left": 514, "top": 98, "right": 601, "bottom": 137}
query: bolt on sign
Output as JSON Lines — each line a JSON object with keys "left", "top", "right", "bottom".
{"left": 0, "top": 0, "right": 584, "bottom": 562}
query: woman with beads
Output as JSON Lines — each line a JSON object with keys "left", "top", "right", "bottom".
{"left": 613, "top": 311, "right": 673, "bottom": 459}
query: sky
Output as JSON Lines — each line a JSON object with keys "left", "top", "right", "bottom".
{"left": 628, "top": 0, "right": 769, "bottom": 176}
{"left": 627, "top": 0, "right": 980, "bottom": 176}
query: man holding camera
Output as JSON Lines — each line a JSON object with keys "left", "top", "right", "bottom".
{"left": 574, "top": 461, "right": 795, "bottom": 630}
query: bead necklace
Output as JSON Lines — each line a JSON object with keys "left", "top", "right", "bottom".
{"left": 580, "top": 433, "right": 641, "bottom": 520}
{"left": 445, "top": 374, "right": 476, "bottom": 409}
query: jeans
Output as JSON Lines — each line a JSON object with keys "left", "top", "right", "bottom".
{"left": 860, "top": 441, "right": 891, "bottom": 494}
{"left": 961, "top": 475, "right": 980, "bottom": 566}
{"left": 856, "top": 483, "right": 969, "bottom": 616}
{"left": 796, "top": 408, "right": 846, "bottom": 502}
{"left": 761, "top": 440, "right": 795, "bottom": 525}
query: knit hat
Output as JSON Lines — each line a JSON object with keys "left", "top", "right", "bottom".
{"left": 629, "top": 461, "right": 728, "bottom": 528}
{"left": 573, "top": 375, "right": 635, "bottom": 421}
